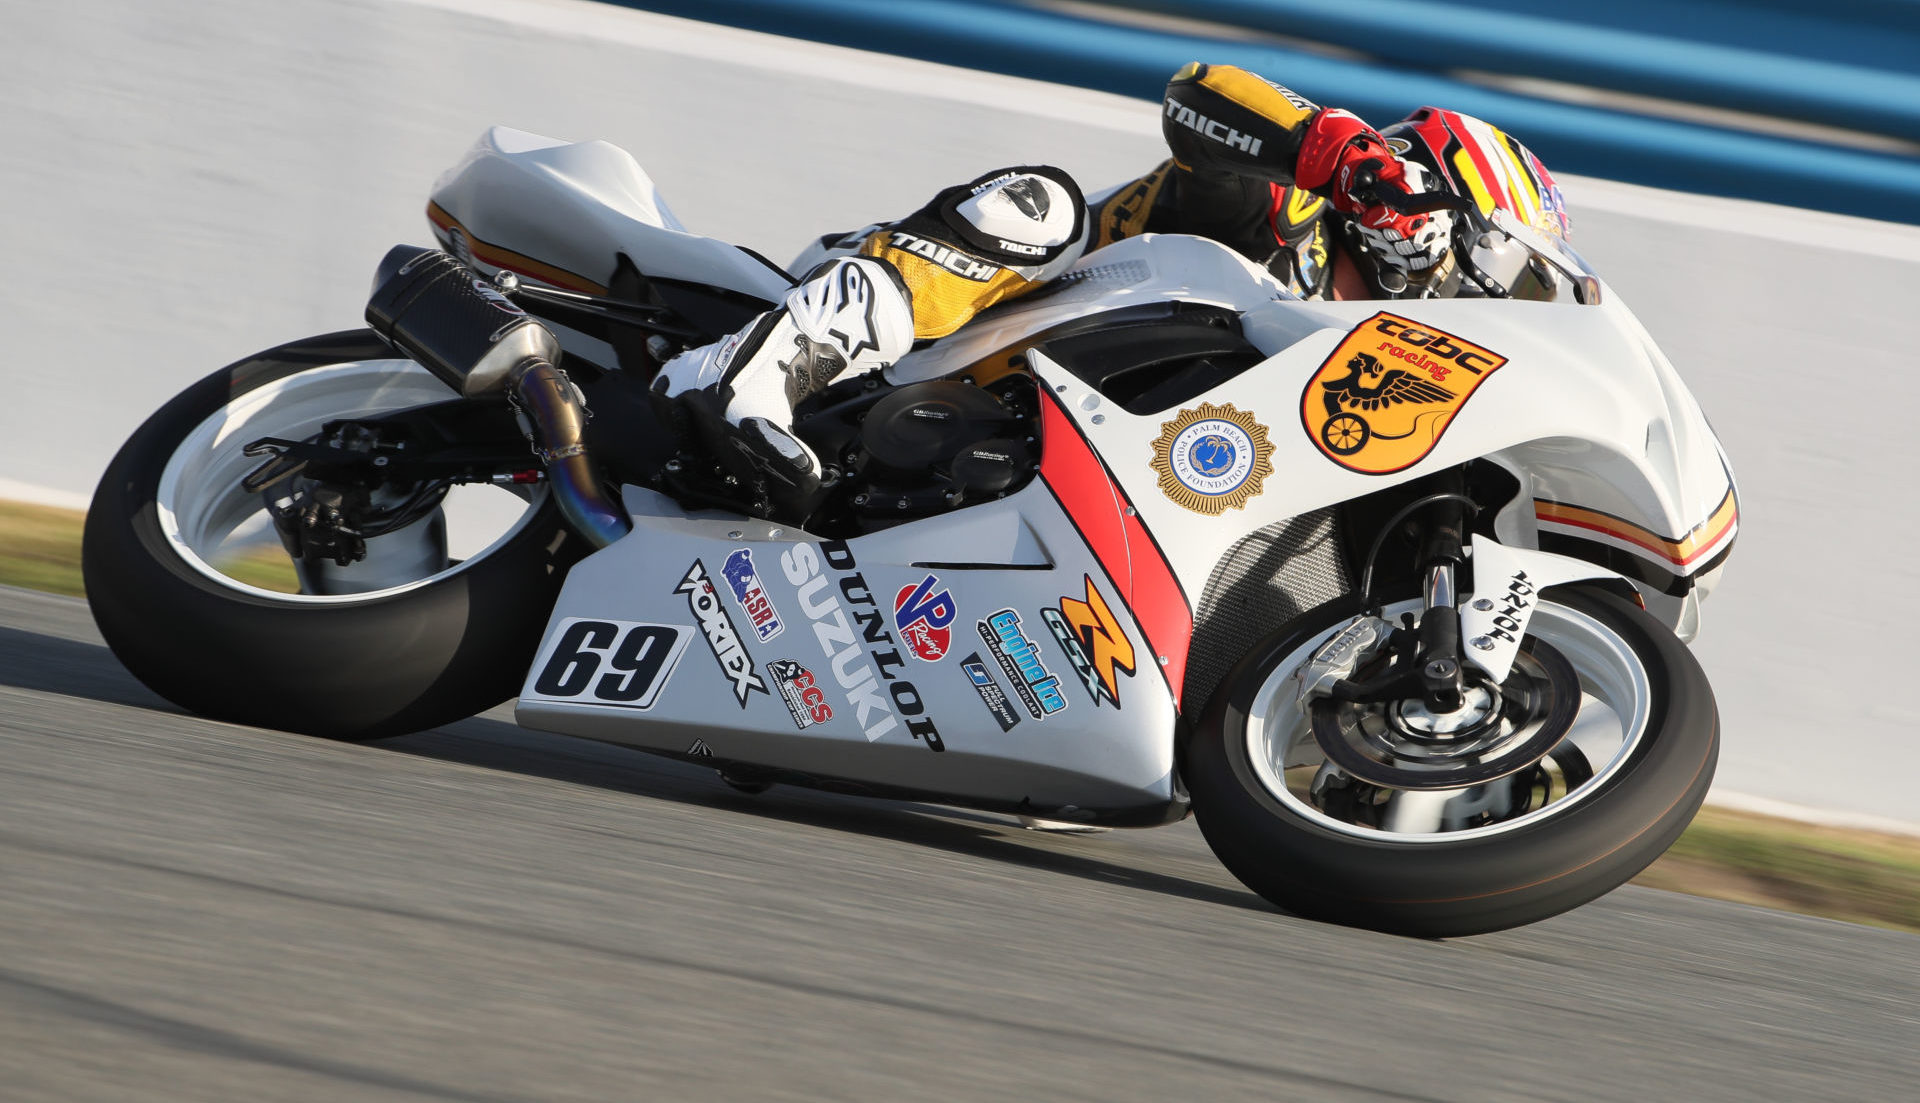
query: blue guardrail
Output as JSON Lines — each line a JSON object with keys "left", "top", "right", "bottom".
{"left": 614, "top": 0, "right": 1920, "bottom": 226}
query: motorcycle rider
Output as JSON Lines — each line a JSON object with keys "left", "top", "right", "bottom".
{"left": 655, "top": 62, "right": 1461, "bottom": 501}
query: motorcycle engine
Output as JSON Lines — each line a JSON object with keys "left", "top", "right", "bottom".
{"left": 839, "top": 380, "right": 1034, "bottom": 521}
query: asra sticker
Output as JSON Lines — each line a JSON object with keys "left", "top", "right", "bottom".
{"left": 978, "top": 609, "right": 1067, "bottom": 719}
{"left": 768, "top": 658, "right": 834, "bottom": 730}
{"left": 781, "top": 540, "right": 946, "bottom": 752}
{"left": 527, "top": 619, "right": 690, "bottom": 710}
{"left": 1040, "top": 576, "right": 1137, "bottom": 709}
{"left": 894, "top": 575, "right": 956, "bottom": 662}
{"left": 1149, "top": 402, "right": 1276, "bottom": 516}
{"left": 1302, "top": 311, "right": 1508, "bottom": 475}
{"left": 960, "top": 652, "right": 1021, "bottom": 732}
{"left": 721, "top": 547, "right": 784, "bottom": 643}
{"left": 674, "top": 560, "right": 769, "bottom": 706}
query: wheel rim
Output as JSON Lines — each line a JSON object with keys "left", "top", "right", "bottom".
{"left": 1243, "top": 598, "right": 1654, "bottom": 842}
{"left": 155, "top": 360, "right": 548, "bottom": 604}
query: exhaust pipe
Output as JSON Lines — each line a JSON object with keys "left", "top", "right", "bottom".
{"left": 365, "top": 245, "right": 632, "bottom": 549}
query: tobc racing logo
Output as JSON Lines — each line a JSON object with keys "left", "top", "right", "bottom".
{"left": 960, "top": 652, "right": 1022, "bottom": 732}
{"left": 978, "top": 609, "right": 1067, "bottom": 719}
{"left": 675, "top": 560, "right": 769, "bottom": 706}
{"left": 894, "top": 575, "right": 956, "bottom": 662}
{"left": 721, "top": 548, "right": 784, "bottom": 643}
{"left": 1040, "top": 576, "right": 1137, "bottom": 709}
{"left": 1302, "top": 311, "right": 1509, "bottom": 476}
{"left": 768, "top": 659, "right": 834, "bottom": 730}
{"left": 781, "top": 540, "right": 946, "bottom": 752}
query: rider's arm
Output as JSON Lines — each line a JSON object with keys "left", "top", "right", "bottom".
{"left": 1158, "top": 63, "right": 1451, "bottom": 282}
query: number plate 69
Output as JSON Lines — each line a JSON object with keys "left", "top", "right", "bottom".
{"left": 525, "top": 618, "right": 691, "bottom": 710}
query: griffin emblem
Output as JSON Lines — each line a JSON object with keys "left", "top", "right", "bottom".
{"left": 1300, "top": 312, "right": 1508, "bottom": 475}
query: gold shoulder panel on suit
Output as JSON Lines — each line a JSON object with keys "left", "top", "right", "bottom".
{"left": 1090, "top": 160, "right": 1174, "bottom": 250}
{"left": 1197, "top": 65, "right": 1317, "bottom": 131}
{"left": 860, "top": 232, "right": 1039, "bottom": 341}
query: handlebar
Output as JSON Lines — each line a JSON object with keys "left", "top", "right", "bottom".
{"left": 1347, "top": 163, "right": 1474, "bottom": 217}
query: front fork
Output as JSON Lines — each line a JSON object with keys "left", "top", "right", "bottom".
{"left": 1414, "top": 499, "right": 1469, "bottom": 713}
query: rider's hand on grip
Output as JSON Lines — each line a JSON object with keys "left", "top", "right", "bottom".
{"left": 1296, "top": 110, "right": 1461, "bottom": 276}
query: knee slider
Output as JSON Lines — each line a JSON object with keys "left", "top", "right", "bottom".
{"left": 939, "top": 166, "right": 1088, "bottom": 282}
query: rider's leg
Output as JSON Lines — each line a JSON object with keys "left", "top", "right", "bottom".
{"left": 654, "top": 254, "right": 914, "bottom": 493}
{"left": 655, "top": 166, "right": 1088, "bottom": 495}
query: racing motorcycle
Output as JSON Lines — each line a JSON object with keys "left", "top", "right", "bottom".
{"left": 83, "top": 121, "right": 1736, "bottom": 936}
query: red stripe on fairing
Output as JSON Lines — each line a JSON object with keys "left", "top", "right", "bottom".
{"left": 1038, "top": 390, "right": 1193, "bottom": 709}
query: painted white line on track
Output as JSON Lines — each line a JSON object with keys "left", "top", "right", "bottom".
{"left": 1705, "top": 790, "right": 1920, "bottom": 839}
{"left": 396, "top": 0, "right": 1163, "bottom": 135}
{"left": 400, "top": 0, "right": 1920, "bottom": 262}
{"left": 0, "top": 480, "right": 92, "bottom": 511}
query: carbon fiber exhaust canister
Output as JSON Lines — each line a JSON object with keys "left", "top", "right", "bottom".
{"left": 365, "top": 244, "right": 561, "bottom": 397}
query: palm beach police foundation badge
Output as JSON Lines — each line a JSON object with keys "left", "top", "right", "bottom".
{"left": 1149, "top": 402, "right": 1276, "bottom": 515}
{"left": 1302, "top": 312, "right": 1508, "bottom": 475}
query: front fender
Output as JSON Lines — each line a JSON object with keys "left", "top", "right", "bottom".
{"left": 1462, "top": 536, "right": 1632, "bottom": 682}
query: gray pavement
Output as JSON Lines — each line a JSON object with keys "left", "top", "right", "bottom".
{"left": 3, "top": 584, "right": 1916, "bottom": 1101}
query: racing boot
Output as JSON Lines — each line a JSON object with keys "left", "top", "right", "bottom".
{"left": 654, "top": 255, "right": 914, "bottom": 507}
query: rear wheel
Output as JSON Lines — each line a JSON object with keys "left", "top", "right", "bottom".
{"left": 83, "top": 330, "right": 587, "bottom": 739}
{"left": 1186, "top": 586, "right": 1717, "bottom": 936}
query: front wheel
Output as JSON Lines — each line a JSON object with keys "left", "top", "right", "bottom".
{"left": 83, "top": 330, "right": 587, "bottom": 739}
{"left": 1186, "top": 586, "right": 1717, "bottom": 936}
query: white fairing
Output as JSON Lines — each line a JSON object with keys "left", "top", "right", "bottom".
{"left": 408, "top": 128, "right": 1734, "bottom": 814}
{"left": 427, "top": 126, "right": 792, "bottom": 302}
{"left": 888, "top": 233, "right": 1734, "bottom": 636}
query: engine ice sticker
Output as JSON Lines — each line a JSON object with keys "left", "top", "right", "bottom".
{"left": 768, "top": 658, "right": 835, "bottom": 730}
{"left": 1149, "top": 402, "right": 1275, "bottom": 515}
{"left": 1040, "top": 576, "right": 1137, "bottom": 709}
{"left": 977, "top": 609, "right": 1067, "bottom": 719}
{"left": 675, "top": 560, "right": 770, "bottom": 706}
{"left": 527, "top": 618, "right": 690, "bottom": 710}
{"left": 721, "top": 547, "right": 784, "bottom": 643}
{"left": 960, "top": 652, "right": 1022, "bottom": 732}
{"left": 1302, "top": 312, "right": 1508, "bottom": 475}
{"left": 893, "top": 574, "right": 957, "bottom": 662}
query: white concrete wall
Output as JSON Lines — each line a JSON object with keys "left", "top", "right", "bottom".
{"left": 7, "top": 0, "right": 1918, "bottom": 826}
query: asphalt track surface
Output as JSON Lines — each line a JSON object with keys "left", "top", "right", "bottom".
{"left": 3, "top": 585, "right": 1916, "bottom": 1101}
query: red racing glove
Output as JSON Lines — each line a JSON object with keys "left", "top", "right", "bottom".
{"left": 1295, "top": 108, "right": 1454, "bottom": 275}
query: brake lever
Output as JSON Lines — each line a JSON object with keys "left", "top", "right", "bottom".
{"left": 1347, "top": 165, "right": 1475, "bottom": 216}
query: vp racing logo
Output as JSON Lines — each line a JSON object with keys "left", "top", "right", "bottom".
{"left": 675, "top": 560, "right": 769, "bottom": 706}
{"left": 894, "top": 574, "right": 956, "bottom": 662}
{"left": 978, "top": 609, "right": 1067, "bottom": 719}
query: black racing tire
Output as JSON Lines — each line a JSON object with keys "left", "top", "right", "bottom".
{"left": 82, "top": 330, "right": 587, "bottom": 740}
{"left": 1186, "top": 586, "right": 1718, "bottom": 937}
